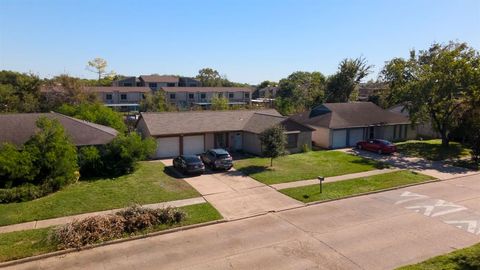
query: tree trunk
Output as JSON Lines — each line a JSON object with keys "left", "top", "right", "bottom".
{"left": 270, "top": 157, "right": 273, "bottom": 167}
{"left": 440, "top": 129, "right": 450, "bottom": 147}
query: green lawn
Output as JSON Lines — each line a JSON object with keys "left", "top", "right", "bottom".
{"left": 0, "top": 203, "right": 222, "bottom": 262}
{"left": 0, "top": 162, "right": 200, "bottom": 226}
{"left": 396, "top": 139, "right": 471, "bottom": 161}
{"left": 397, "top": 242, "right": 480, "bottom": 270}
{"left": 280, "top": 170, "right": 434, "bottom": 203}
{"left": 234, "top": 151, "right": 387, "bottom": 185}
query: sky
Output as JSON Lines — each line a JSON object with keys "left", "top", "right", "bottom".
{"left": 0, "top": 0, "right": 479, "bottom": 84}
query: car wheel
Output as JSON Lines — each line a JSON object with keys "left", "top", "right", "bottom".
{"left": 377, "top": 149, "right": 382, "bottom": 155}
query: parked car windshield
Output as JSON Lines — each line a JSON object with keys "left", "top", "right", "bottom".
{"left": 183, "top": 155, "right": 202, "bottom": 162}
{"left": 217, "top": 154, "right": 230, "bottom": 159}
{"left": 376, "top": 140, "right": 393, "bottom": 146}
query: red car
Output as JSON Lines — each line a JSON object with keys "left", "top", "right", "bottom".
{"left": 356, "top": 139, "right": 397, "bottom": 154}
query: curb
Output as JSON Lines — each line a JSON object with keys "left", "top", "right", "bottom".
{"left": 0, "top": 219, "right": 226, "bottom": 268}
{"left": 304, "top": 178, "right": 442, "bottom": 207}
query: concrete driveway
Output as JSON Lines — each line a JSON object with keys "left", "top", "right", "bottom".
{"left": 8, "top": 174, "right": 480, "bottom": 270}
{"left": 160, "top": 159, "right": 303, "bottom": 220}
{"left": 338, "top": 148, "right": 479, "bottom": 180}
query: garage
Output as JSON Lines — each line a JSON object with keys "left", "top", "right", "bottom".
{"left": 348, "top": 128, "right": 364, "bottom": 146}
{"left": 331, "top": 129, "right": 347, "bottom": 148}
{"left": 183, "top": 135, "right": 204, "bottom": 155}
{"left": 156, "top": 137, "right": 180, "bottom": 158}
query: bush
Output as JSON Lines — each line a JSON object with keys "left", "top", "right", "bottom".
{"left": 0, "top": 117, "right": 78, "bottom": 203}
{"left": 79, "top": 132, "right": 156, "bottom": 177}
{"left": 301, "top": 143, "right": 311, "bottom": 153}
{"left": 57, "top": 103, "right": 127, "bottom": 133}
{"left": 52, "top": 205, "right": 186, "bottom": 249}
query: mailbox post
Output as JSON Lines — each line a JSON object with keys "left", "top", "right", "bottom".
{"left": 318, "top": 176, "right": 325, "bottom": 193}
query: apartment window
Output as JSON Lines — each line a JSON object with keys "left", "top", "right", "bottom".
{"left": 149, "top": 83, "right": 157, "bottom": 88}
{"left": 286, "top": 134, "right": 298, "bottom": 148}
{"left": 200, "top": 93, "right": 206, "bottom": 99}
{"left": 123, "top": 83, "right": 132, "bottom": 87}
{"left": 245, "top": 92, "right": 250, "bottom": 98}
{"left": 188, "top": 93, "right": 194, "bottom": 99}
{"left": 228, "top": 93, "right": 234, "bottom": 99}
{"left": 106, "top": 94, "right": 112, "bottom": 100}
{"left": 170, "top": 93, "right": 176, "bottom": 99}
{"left": 167, "top": 83, "right": 176, "bottom": 87}
{"left": 120, "top": 94, "right": 127, "bottom": 100}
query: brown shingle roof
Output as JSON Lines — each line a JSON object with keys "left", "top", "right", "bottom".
{"left": 84, "top": 86, "right": 151, "bottom": 93}
{"left": 139, "top": 75, "right": 179, "bottom": 83}
{"left": 0, "top": 112, "right": 118, "bottom": 146}
{"left": 160, "top": 87, "right": 253, "bottom": 93}
{"left": 138, "top": 109, "right": 311, "bottom": 136}
{"left": 291, "top": 102, "right": 410, "bottom": 129}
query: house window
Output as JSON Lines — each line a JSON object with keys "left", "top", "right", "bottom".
{"left": 188, "top": 93, "right": 194, "bottom": 99}
{"left": 200, "top": 93, "right": 206, "bottom": 99}
{"left": 228, "top": 93, "right": 234, "bottom": 99}
{"left": 123, "top": 82, "right": 132, "bottom": 87}
{"left": 245, "top": 92, "right": 250, "bottom": 98}
{"left": 106, "top": 94, "right": 112, "bottom": 100}
{"left": 167, "top": 83, "right": 176, "bottom": 87}
{"left": 149, "top": 83, "right": 157, "bottom": 88}
{"left": 120, "top": 94, "right": 127, "bottom": 100}
{"left": 170, "top": 93, "right": 176, "bottom": 99}
{"left": 286, "top": 134, "right": 298, "bottom": 148}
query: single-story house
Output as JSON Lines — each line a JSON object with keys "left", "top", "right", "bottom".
{"left": 0, "top": 112, "right": 118, "bottom": 147}
{"left": 389, "top": 104, "right": 439, "bottom": 138}
{"left": 291, "top": 102, "right": 416, "bottom": 149}
{"left": 136, "top": 109, "right": 313, "bottom": 158}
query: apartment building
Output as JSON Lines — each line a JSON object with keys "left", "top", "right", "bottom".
{"left": 161, "top": 87, "right": 253, "bottom": 109}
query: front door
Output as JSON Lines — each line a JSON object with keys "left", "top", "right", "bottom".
{"left": 214, "top": 133, "right": 227, "bottom": 148}
{"left": 233, "top": 132, "right": 242, "bottom": 150}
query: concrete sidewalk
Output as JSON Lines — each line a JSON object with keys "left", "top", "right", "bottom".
{"left": 0, "top": 197, "right": 206, "bottom": 234}
{"left": 270, "top": 168, "right": 401, "bottom": 190}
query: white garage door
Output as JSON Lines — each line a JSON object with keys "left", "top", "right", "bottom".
{"left": 332, "top": 129, "right": 347, "bottom": 148}
{"left": 156, "top": 137, "right": 180, "bottom": 158}
{"left": 348, "top": 128, "right": 364, "bottom": 146}
{"left": 183, "top": 135, "right": 204, "bottom": 155}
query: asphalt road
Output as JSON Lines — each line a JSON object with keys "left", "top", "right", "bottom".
{"left": 5, "top": 173, "right": 480, "bottom": 270}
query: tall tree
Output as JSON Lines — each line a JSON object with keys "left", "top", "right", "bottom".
{"left": 87, "top": 58, "right": 115, "bottom": 80}
{"left": 380, "top": 42, "right": 480, "bottom": 146}
{"left": 275, "top": 71, "right": 326, "bottom": 115}
{"left": 0, "top": 70, "right": 41, "bottom": 112}
{"left": 196, "top": 68, "right": 223, "bottom": 87}
{"left": 325, "top": 57, "right": 373, "bottom": 102}
{"left": 259, "top": 125, "right": 287, "bottom": 167}
{"left": 140, "top": 90, "right": 171, "bottom": 112}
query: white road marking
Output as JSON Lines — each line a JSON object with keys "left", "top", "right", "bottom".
{"left": 395, "top": 191, "right": 429, "bottom": 205}
{"left": 443, "top": 220, "right": 479, "bottom": 234}
{"left": 392, "top": 191, "right": 479, "bottom": 235}
{"left": 406, "top": 199, "right": 467, "bottom": 217}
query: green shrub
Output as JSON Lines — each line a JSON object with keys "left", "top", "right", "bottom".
{"left": 79, "top": 132, "right": 156, "bottom": 177}
{"left": 57, "top": 103, "right": 127, "bottom": 132}
{"left": 0, "top": 117, "right": 78, "bottom": 203}
{"left": 0, "top": 184, "right": 45, "bottom": 203}
{"left": 301, "top": 143, "right": 311, "bottom": 153}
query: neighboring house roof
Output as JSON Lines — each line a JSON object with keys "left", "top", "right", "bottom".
{"left": 138, "top": 109, "right": 312, "bottom": 136}
{"left": 84, "top": 86, "right": 151, "bottom": 93}
{"left": 0, "top": 112, "right": 118, "bottom": 146}
{"left": 40, "top": 85, "right": 151, "bottom": 93}
{"left": 139, "top": 75, "right": 179, "bottom": 83}
{"left": 160, "top": 87, "right": 253, "bottom": 93}
{"left": 291, "top": 102, "right": 410, "bottom": 129}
